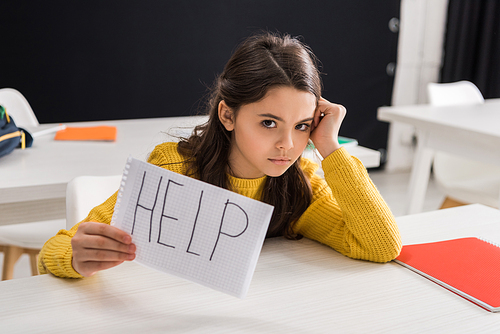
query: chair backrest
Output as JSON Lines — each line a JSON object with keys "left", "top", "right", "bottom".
{"left": 65, "top": 175, "right": 122, "bottom": 229}
{"left": 0, "top": 88, "right": 39, "bottom": 127}
{"left": 427, "top": 81, "right": 484, "bottom": 106}
{"left": 427, "top": 80, "right": 498, "bottom": 198}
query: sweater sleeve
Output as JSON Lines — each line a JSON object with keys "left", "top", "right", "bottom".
{"left": 38, "top": 192, "right": 118, "bottom": 278}
{"left": 293, "top": 147, "right": 402, "bottom": 263}
{"left": 38, "top": 142, "right": 186, "bottom": 278}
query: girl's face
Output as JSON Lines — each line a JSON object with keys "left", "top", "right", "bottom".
{"left": 219, "top": 86, "right": 317, "bottom": 179}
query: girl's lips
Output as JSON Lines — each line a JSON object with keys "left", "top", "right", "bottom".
{"left": 269, "top": 158, "right": 291, "bottom": 166}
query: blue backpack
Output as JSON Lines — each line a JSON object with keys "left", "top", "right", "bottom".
{"left": 0, "top": 105, "right": 33, "bottom": 158}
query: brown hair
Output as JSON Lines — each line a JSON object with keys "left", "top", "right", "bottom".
{"left": 177, "top": 32, "right": 322, "bottom": 239}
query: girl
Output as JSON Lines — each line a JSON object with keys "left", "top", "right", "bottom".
{"left": 39, "top": 32, "right": 402, "bottom": 278}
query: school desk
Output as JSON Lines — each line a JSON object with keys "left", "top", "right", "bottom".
{"left": 0, "top": 204, "right": 499, "bottom": 333}
{"left": 0, "top": 116, "right": 380, "bottom": 226}
{"left": 378, "top": 99, "right": 500, "bottom": 214}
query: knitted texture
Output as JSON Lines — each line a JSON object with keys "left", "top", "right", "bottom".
{"left": 38, "top": 143, "right": 401, "bottom": 278}
{"left": 294, "top": 147, "right": 402, "bottom": 262}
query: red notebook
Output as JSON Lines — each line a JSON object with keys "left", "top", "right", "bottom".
{"left": 395, "top": 237, "right": 500, "bottom": 312}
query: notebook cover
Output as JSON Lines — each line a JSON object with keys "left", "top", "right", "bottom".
{"left": 54, "top": 126, "right": 117, "bottom": 141}
{"left": 395, "top": 237, "right": 500, "bottom": 312}
{"left": 337, "top": 136, "right": 358, "bottom": 147}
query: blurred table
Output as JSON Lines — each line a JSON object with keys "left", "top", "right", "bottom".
{"left": 0, "top": 116, "right": 206, "bottom": 225}
{"left": 378, "top": 99, "right": 500, "bottom": 214}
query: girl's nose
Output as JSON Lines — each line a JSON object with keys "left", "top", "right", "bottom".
{"left": 277, "top": 131, "right": 294, "bottom": 151}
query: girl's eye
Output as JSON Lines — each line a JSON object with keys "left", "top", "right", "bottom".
{"left": 296, "top": 123, "right": 310, "bottom": 131}
{"left": 262, "top": 120, "right": 276, "bottom": 128}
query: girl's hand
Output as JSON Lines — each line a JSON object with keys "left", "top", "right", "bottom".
{"left": 310, "top": 97, "right": 347, "bottom": 158}
{"left": 71, "top": 221, "right": 136, "bottom": 277}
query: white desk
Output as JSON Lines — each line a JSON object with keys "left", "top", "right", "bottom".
{"left": 0, "top": 116, "right": 206, "bottom": 225}
{"left": 1, "top": 204, "right": 499, "bottom": 333}
{"left": 1, "top": 116, "right": 380, "bottom": 225}
{"left": 378, "top": 99, "right": 500, "bottom": 214}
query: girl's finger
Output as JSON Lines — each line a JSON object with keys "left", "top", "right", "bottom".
{"left": 79, "top": 248, "right": 136, "bottom": 262}
{"left": 79, "top": 221, "right": 133, "bottom": 244}
{"left": 313, "top": 98, "right": 329, "bottom": 129}
{"left": 82, "top": 234, "right": 136, "bottom": 254}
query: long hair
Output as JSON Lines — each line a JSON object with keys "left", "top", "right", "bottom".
{"left": 178, "top": 32, "right": 322, "bottom": 239}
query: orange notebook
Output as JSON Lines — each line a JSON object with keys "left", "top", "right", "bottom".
{"left": 395, "top": 237, "right": 500, "bottom": 312}
{"left": 54, "top": 126, "right": 117, "bottom": 141}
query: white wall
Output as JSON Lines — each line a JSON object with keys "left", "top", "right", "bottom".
{"left": 384, "top": 0, "right": 449, "bottom": 172}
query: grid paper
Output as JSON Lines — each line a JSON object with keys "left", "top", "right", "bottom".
{"left": 111, "top": 157, "right": 274, "bottom": 298}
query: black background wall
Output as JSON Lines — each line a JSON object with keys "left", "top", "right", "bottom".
{"left": 1, "top": 1, "right": 400, "bottom": 151}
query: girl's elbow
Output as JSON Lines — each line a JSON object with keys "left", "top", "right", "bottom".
{"left": 377, "top": 239, "right": 403, "bottom": 263}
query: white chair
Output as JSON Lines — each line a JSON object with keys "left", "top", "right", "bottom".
{"left": 427, "top": 81, "right": 500, "bottom": 209}
{"left": 0, "top": 88, "right": 66, "bottom": 280}
{"left": 0, "top": 220, "right": 66, "bottom": 280}
{"left": 0, "top": 174, "right": 122, "bottom": 280}
{"left": 65, "top": 175, "right": 122, "bottom": 230}
{"left": 0, "top": 88, "right": 38, "bottom": 127}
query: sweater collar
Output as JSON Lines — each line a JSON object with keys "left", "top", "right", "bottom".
{"left": 227, "top": 173, "right": 267, "bottom": 189}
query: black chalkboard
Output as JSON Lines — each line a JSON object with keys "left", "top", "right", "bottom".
{"left": 0, "top": 0, "right": 400, "bottom": 151}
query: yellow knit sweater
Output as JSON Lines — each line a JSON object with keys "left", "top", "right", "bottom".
{"left": 38, "top": 142, "right": 402, "bottom": 278}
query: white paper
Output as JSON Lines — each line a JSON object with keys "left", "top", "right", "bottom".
{"left": 112, "top": 157, "right": 274, "bottom": 298}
